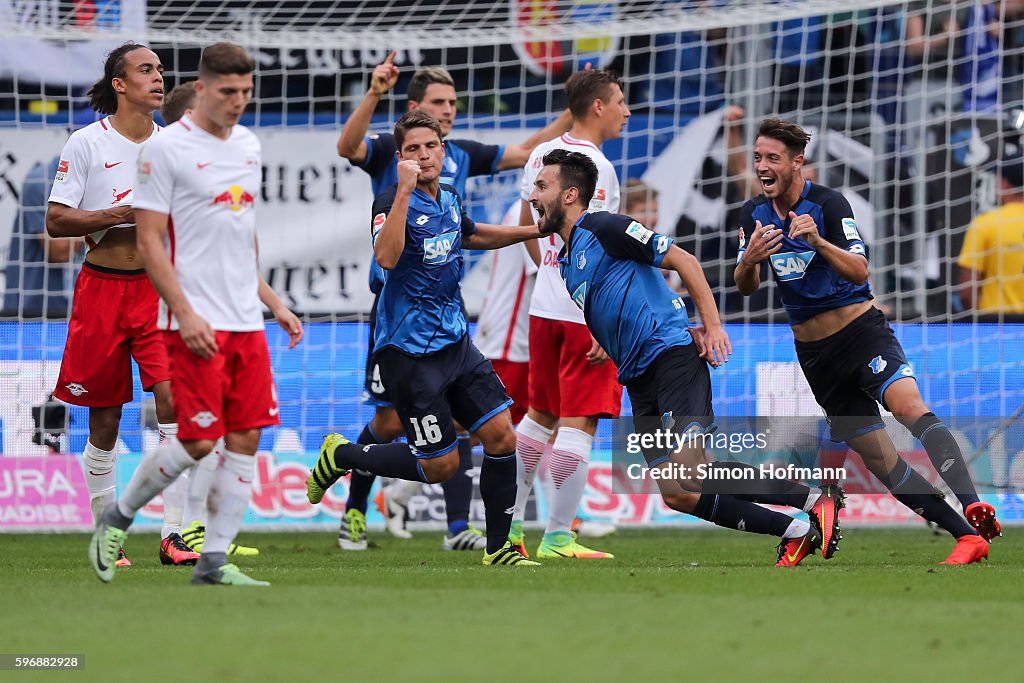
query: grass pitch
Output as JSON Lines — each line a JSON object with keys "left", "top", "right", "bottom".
{"left": 2, "top": 528, "right": 1021, "bottom": 682}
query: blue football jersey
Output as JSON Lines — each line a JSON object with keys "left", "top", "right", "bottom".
{"left": 359, "top": 133, "right": 504, "bottom": 293}
{"left": 558, "top": 212, "right": 694, "bottom": 383}
{"left": 371, "top": 183, "right": 477, "bottom": 356}
{"left": 736, "top": 181, "right": 871, "bottom": 324}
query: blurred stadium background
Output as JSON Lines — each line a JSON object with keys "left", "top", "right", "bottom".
{"left": 0, "top": 0, "right": 1022, "bottom": 532}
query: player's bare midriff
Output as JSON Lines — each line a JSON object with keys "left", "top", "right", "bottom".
{"left": 84, "top": 227, "right": 145, "bottom": 270}
{"left": 790, "top": 299, "right": 873, "bottom": 343}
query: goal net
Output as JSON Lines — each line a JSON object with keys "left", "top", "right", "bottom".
{"left": 0, "top": 0, "right": 1021, "bottom": 529}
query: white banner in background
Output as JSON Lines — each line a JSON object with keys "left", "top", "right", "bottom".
{"left": 0, "top": 127, "right": 530, "bottom": 313}
{"left": 0, "top": 0, "right": 147, "bottom": 86}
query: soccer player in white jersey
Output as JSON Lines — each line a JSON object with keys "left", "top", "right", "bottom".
{"left": 157, "top": 80, "right": 303, "bottom": 558}
{"left": 46, "top": 42, "right": 199, "bottom": 568}
{"left": 89, "top": 43, "right": 279, "bottom": 586}
{"left": 511, "top": 69, "right": 629, "bottom": 559}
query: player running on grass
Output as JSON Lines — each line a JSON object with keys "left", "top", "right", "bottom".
{"left": 734, "top": 118, "right": 999, "bottom": 565}
{"left": 307, "top": 110, "right": 550, "bottom": 567}
{"left": 527, "top": 148, "right": 844, "bottom": 566}
{"left": 333, "top": 53, "right": 572, "bottom": 552}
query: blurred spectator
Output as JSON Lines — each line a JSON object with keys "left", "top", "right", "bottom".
{"left": 958, "top": 0, "right": 1024, "bottom": 113}
{"left": 2, "top": 158, "right": 77, "bottom": 318}
{"left": 620, "top": 178, "right": 659, "bottom": 228}
{"left": 771, "top": 16, "right": 825, "bottom": 114}
{"left": 648, "top": 1, "right": 728, "bottom": 115}
{"left": 957, "top": 149, "right": 1024, "bottom": 313}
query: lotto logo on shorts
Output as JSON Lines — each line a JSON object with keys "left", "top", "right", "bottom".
{"left": 190, "top": 411, "right": 219, "bottom": 428}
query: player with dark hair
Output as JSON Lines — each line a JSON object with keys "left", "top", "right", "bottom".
{"left": 332, "top": 53, "right": 572, "bottom": 552}
{"left": 308, "top": 110, "right": 547, "bottom": 567}
{"left": 89, "top": 42, "right": 295, "bottom": 586}
{"left": 529, "top": 148, "right": 843, "bottom": 566}
{"left": 734, "top": 117, "right": 998, "bottom": 565}
{"left": 510, "top": 68, "right": 629, "bottom": 560}
{"left": 46, "top": 42, "right": 199, "bottom": 567}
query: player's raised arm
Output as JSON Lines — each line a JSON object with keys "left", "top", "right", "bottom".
{"left": 337, "top": 50, "right": 399, "bottom": 164}
{"left": 496, "top": 108, "right": 574, "bottom": 170}
{"left": 373, "top": 161, "right": 417, "bottom": 269}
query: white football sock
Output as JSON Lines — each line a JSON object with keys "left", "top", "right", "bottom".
{"left": 784, "top": 519, "right": 811, "bottom": 539}
{"left": 390, "top": 479, "right": 422, "bottom": 506}
{"left": 83, "top": 441, "right": 117, "bottom": 525}
{"left": 117, "top": 438, "right": 197, "bottom": 519}
{"left": 158, "top": 422, "right": 178, "bottom": 442}
{"left": 513, "top": 416, "right": 552, "bottom": 521}
{"left": 182, "top": 438, "right": 221, "bottom": 527}
{"left": 160, "top": 468, "right": 188, "bottom": 538}
{"left": 158, "top": 423, "right": 186, "bottom": 537}
{"left": 204, "top": 449, "right": 255, "bottom": 555}
{"left": 545, "top": 427, "right": 592, "bottom": 536}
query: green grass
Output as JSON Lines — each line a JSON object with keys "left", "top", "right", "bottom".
{"left": 1, "top": 529, "right": 1021, "bottom": 682}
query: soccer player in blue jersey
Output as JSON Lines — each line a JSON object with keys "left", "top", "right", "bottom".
{"left": 308, "top": 111, "right": 547, "bottom": 566}
{"left": 527, "top": 149, "right": 843, "bottom": 566}
{"left": 333, "top": 53, "right": 571, "bottom": 551}
{"left": 734, "top": 117, "right": 999, "bottom": 565}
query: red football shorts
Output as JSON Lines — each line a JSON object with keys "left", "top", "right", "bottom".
{"left": 491, "top": 359, "right": 529, "bottom": 425}
{"left": 53, "top": 263, "right": 170, "bottom": 407}
{"left": 165, "top": 330, "right": 279, "bottom": 441}
{"left": 527, "top": 316, "right": 622, "bottom": 419}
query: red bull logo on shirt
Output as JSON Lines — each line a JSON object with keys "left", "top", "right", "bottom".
{"left": 211, "top": 184, "right": 255, "bottom": 212}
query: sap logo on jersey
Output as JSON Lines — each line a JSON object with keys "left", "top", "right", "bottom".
{"left": 423, "top": 230, "right": 459, "bottom": 264}
{"left": 770, "top": 250, "right": 816, "bottom": 281}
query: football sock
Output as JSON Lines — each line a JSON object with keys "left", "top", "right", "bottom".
{"left": 114, "top": 438, "right": 196, "bottom": 526}
{"left": 331, "top": 441, "right": 425, "bottom": 482}
{"left": 546, "top": 427, "right": 592, "bottom": 535}
{"left": 157, "top": 423, "right": 186, "bottom": 536}
{"left": 512, "top": 416, "right": 551, "bottom": 521}
{"left": 160, "top": 468, "right": 188, "bottom": 538}
{"left": 701, "top": 461, "right": 813, "bottom": 510}
{"left": 881, "top": 457, "right": 976, "bottom": 538}
{"left": 204, "top": 450, "right": 254, "bottom": 555}
{"left": 911, "top": 413, "right": 980, "bottom": 508}
{"left": 182, "top": 446, "right": 218, "bottom": 527}
{"left": 346, "top": 424, "right": 387, "bottom": 514}
{"left": 83, "top": 440, "right": 117, "bottom": 525}
{"left": 442, "top": 436, "right": 474, "bottom": 535}
{"left": 784, "top": 519, "right": 812, "bottom": 539}
{"left": 480, "top": 451, "right": 517, "bottom": 554}
{"left": 692, "top": 493, "right": 795, "bottom": 537}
